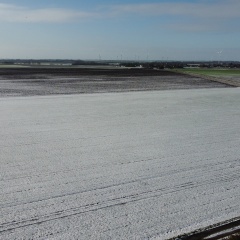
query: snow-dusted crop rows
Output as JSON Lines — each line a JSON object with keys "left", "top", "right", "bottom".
{"left": 0, "top": 88, "right": 240, "bottom": 239}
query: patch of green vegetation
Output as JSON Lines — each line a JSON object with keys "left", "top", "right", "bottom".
{"left": 177, "top": 68, "right": 240, "bottom": 76}
{"left": 0, "top": 64, "right": 29, "bottom": 68}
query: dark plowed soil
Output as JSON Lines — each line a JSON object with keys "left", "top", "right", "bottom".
{"left": 172, "top": 218, "right": 240, "bottom": 240}
{"left": 0, "top": 68, "right": 231, "bottom": 97}
{"left": 0, "top": 67, "right": 177, "bottom": 77}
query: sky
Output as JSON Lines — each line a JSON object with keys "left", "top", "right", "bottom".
{"left": 0, "top": 0, "right": 240, "bottom": 61}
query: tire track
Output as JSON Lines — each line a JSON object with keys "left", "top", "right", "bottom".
{"left": 1, "top": 169, "right": 239, "bottom": 234}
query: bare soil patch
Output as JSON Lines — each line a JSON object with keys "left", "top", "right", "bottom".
{"left": 0, "top": 68, "right": 231, "bottom": 97}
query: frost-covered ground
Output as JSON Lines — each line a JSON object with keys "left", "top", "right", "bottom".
{"left": 0, "top": 88, "right": 240, "bottom": 239}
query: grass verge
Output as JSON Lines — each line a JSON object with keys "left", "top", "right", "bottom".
{"left": 175, "top": 68, "right": 240, "bottom": 76}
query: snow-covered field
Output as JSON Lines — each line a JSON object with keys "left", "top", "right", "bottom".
{"left": 0, "top": 88, "right": 240, "bottom": 239}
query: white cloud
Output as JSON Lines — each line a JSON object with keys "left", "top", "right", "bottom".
{"left": 110, "top": 0, "right": 240, "bottom": 19}
{"left": 0, "top": 3, "right": 96, "bottom": 23}
{"left": 108, "top": 0, "right": 240, "bottom": 33}
{"left": 0, "top": 0, "right": 239, "bottom": 32}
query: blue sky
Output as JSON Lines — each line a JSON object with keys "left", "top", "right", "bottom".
{"left": 0, "top": 0, "right": 239, "bottom": 60}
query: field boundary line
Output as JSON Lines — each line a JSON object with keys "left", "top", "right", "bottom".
{"left": 168, "top": 217, "right": 240, "bottom": 240}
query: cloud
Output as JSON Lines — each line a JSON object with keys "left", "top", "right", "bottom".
{"left": 110, "top": 0, "right": 240, "bottom": 19}
{"left": 108, "top": 0, "right": 240, "bottom": 33}
{"left": 0, "top": 0, "right": 239, "bottom": 33}
{"left": 0, "top": 3, "right": 97, "bottom": 23}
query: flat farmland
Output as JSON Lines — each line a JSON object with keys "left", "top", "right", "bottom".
{"left": 1, "top": 85, "right": 240, "bottom": 239}
{"left": 0, "top": 68, "right": 230, "bottom": 97}
{"left": 177, "top": 68, "right": 240, "bottom": 87}
{"left": 178, "top": 68, "right": 240, "bottom": 77}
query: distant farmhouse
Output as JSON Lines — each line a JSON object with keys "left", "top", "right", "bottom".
{"left": 185, "top": 63, "right": 201, "bottom": 68}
